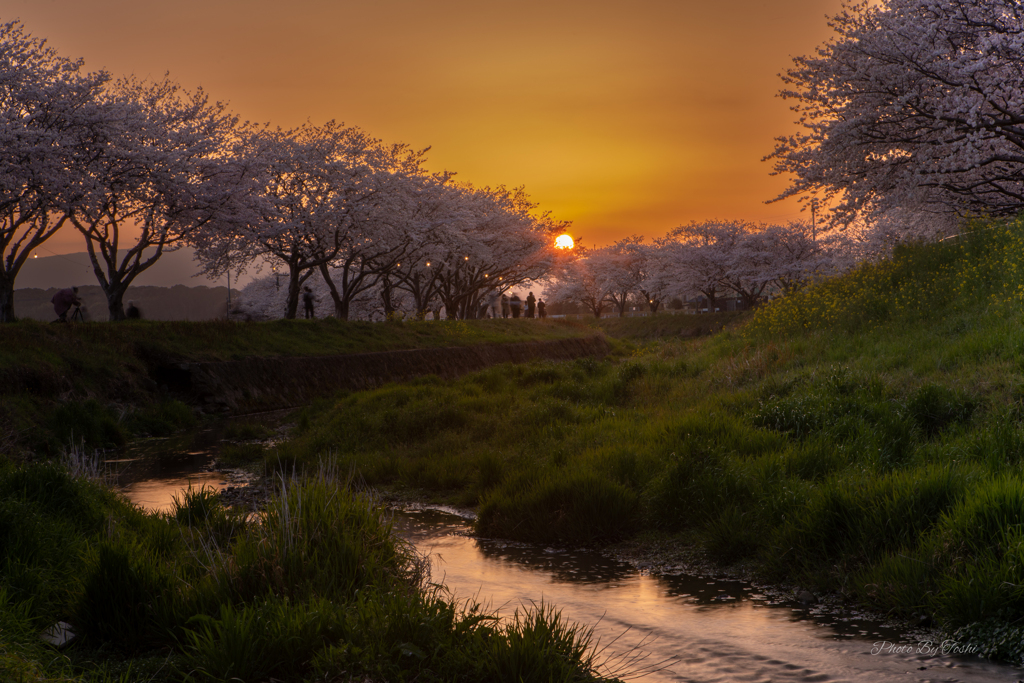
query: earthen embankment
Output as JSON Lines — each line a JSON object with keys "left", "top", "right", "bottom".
{"left": 161, "top": 335, "right": 610, "bottom": 412}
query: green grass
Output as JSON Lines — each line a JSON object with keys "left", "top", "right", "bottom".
{"left": 0, "top": 317, "right": 597, "bottom": 457}
{"left": 0, "top": 316, "right": 596, "bottom": 369}
{"left": 0, "top": 461, "right": 617, "bottom": 682}
{"left": 266, "top": 216, "right": 1024, "bottom": 661}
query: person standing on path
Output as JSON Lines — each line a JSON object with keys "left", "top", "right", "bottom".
{"left": 526, "top": 291, "right": 536, "bottom": 318}
{"left": 510, "top": 293, "right": 522, "bottom": 318}
{"left": 302, "top": 286, "right": 316, "bottom": 319}
{"left": 501, "top": 293, "right": 511, "bottom": 319}
{"left": 537, "top": 299, "right": 546, "bottom": 319}
{"left": 488, "top": 291, "right": 501, "bottom": 319}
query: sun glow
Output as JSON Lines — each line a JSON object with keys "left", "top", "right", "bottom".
{"left": 555, "top": 234, "right": 574, "bottom": 249}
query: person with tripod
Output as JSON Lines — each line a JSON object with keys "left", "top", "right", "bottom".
{"left": 51, "top": 286, "right": 82, "bottom": 322}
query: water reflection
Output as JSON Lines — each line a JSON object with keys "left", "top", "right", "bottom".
{"left": 394, "top": 507, "right": 1023, "bottom": 683}
{"left": 115, "top": 430, "right": 228, "bottom": 513}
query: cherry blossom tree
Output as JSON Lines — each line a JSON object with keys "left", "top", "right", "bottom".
{"left": 545, "top": 247, "right": 613, "bottom": 318}
{"left": 588, "top": 236, "right": 649, "bottom": 317}
{"left": 624, "top": 241, "right": 667, "bottom": 313}
{"left": 389, "top": 184, "right": 566, "bottom": 320}
{"left": 0, "top": 21, "right": 108, "bottom": 322}
{"left": 768, "top": 0, "right": 1024, "bottom": 225}
{"left": 385, "top": 181, "right": 474, "bottom": 319}
{"left": 315, "top": 143, "right": 432, "bottom": 320}
{"left": 756, "top": 221, "right": 836, "bottom": 294}
{"left": 69, "top": 76, "right": 238, "bottom": 320}
{"left": 235, "top": 267, "right": 385, "bottom": 321}
{"left": 652, "top": 221, "right": 741, "bottom": 312}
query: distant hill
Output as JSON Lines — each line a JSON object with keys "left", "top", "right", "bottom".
{"left": 14, "top": 247, "right": 259, "bottom": 289}
{"left": 15, "top": 285, "right": 232, "bottom": 321}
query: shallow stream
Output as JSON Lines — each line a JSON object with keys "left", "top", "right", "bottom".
{"left": 118, "top": 432, "right": 1024, "bottom": 683}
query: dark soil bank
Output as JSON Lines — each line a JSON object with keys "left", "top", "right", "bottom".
{"left": 162, "top": 335, "right": 611, "bottom": 413}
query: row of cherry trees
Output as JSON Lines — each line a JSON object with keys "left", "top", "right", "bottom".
{"left": 230, "top": 177, "right": 568, "bottom": 321}
{"left": 0, "top": 21, "right": 566, "bottom": 322}
{"left": 546, "top": 220, "right": 843, "bottom": 317}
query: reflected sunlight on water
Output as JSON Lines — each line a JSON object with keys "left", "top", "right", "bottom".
{"left": 394, "top": 507, "right": 1024, "bottom": 683}
{"left": 121, "top": 470, "right": 228, "bottom": 513}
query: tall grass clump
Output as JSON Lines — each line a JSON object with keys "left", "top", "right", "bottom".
{"left": 478, "top": 470, "right": 639, "bottom": 543}
{"left": 225, "top": 468, "right": 414, "bottom": 603}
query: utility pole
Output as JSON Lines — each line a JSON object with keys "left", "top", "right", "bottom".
{"left": 810, "top": 198, "right": 818, "bottom": 243}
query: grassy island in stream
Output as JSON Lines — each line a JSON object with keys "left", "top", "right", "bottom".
{"left": 266, "top": 217, "right": 1024, "bottom": 664}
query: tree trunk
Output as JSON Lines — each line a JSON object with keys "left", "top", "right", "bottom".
{"left": 0, "top": 276, "right": 17, "bottom": 323}
{"left": 382, "top": 274, "right": 396, "bottom": 318}
{"left": 319, "top": 263, "right": 350, "bottom": 320}
{"left": 106, "top": 283, "right": 129, "bottom": 321}
{"left": 285, "top": 267, "right": 300, "bottom": 319}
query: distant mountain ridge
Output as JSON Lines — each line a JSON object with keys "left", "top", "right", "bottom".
{"left": 14, "top": 247, "right": 259, "bottom": 289}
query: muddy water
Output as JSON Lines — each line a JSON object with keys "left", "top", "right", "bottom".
{"left": 119, "top": 452, "right": 1023, "bottom": 683}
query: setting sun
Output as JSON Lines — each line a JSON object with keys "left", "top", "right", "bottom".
{"left": 555, "top": 234, "right": 574, "bottom": 249}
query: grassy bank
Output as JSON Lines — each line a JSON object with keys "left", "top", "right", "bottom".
{"left": 0, "top": 317, "right": 595, "bottom": 457}
{"left": 266, "top": 217, "right": 1024, "bottom": 662}
{"left": 0, "top": 459, "right": 617, "bottom": 682}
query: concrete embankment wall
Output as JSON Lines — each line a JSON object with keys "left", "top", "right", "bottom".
{"left": 164, "top": 335, "right": 610, "bottom": 413}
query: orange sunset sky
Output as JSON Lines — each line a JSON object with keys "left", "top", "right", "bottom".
{"left": 6, "top": 0, "right": 845, "bottom": 255}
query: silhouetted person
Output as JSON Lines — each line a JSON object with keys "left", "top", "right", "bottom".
{"left": 526, "top": 291, "right": 536, "bottom": 318}
{"left": 302, "top": 286, "right": 315, "bottom": 319}
{"left": 125, "top": 300, "right": 141, "bottom": 319}
{"left": 501, "top": 293, "right": 510, "bottom": 319}
{"left": 51, "top": 287, "right": 81, "bottom": 322}
{"left": 510, "top": 293, "right": 522, "bottom": 318}
{"left": 538, "top": 299, "right": 546, "bottom": 319}
{"left": 488, "top": 291, "right": 501, "bottom": 319}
